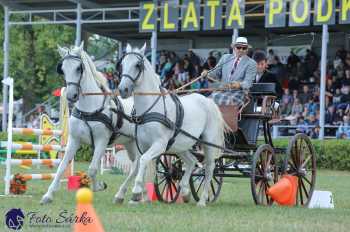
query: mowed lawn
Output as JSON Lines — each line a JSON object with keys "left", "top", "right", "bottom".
{"left": 0, "top": 162, "right": 349, "bottom": 232}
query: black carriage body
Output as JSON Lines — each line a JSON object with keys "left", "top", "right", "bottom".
{"left": 154, "top": 83, "right": 316, "bottom": 206}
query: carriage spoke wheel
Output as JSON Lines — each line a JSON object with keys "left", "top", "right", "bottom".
{"left": 283, "top": 133, "right": 316, "bottom": 206}
{"left": 251, "top": 144, "right": 278, "bottom": 206}
{"left": 154, "top": 154, "right": 183, "bottom": 203}
{"left": 189, "top": 157, "right": 224, "bottom": 203}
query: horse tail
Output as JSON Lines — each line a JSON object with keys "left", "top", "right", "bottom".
{"left": 203, "top": 98, "right": 230, "bottom": 148}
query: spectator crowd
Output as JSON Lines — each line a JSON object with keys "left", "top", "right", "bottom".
{"left": 89, "top": 45, "right": 350, "bottom": 139}
{"left": 132, "top": 47, "right": 350, "bottom": 139}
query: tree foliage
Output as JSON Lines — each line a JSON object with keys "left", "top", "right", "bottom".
{"left": 0, "top": 11, "right": 75, "bottom": 113}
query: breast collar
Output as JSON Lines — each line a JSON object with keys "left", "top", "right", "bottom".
{"left": 72, "top": 87, "right": 126, "bottom": 148}
{"left": 120, "top": 87, "right": 184, "bottom": 154}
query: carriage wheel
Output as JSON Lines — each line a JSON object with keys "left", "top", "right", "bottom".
{"left": 189, "top": 157, "right": 224, "bottom": 203}
{"left": 283, "top": 133, "right": 316, "bottom": 206}
{"left": 154, "top": 153, "right": 183, "bottom": 203}
{"left": 251, "top": 144, "right": 279, "bottom": 206}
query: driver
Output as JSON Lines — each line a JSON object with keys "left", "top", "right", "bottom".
{"left": 202, "top": 37, "right": 256, "bottom": 106}
{"left": 201, "top": 37, "right": 257, "bottom": 130}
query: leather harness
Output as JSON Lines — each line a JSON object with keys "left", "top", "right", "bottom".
{"left": 71, "top": 95, "right": 126, "bottom": 150}
{"left": 58, "top": 54, "right": 127, "bottom": 152}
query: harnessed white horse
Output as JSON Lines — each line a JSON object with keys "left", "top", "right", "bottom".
{"left": 118, "top": 44, "right": 227, "bottom": 206}
{"left": 40, "top": 42, "right": 145, "bottom": 204}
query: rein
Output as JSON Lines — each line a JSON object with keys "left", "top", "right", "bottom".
{"left": 82, "top": 86, "right": 242, "bottom": 97}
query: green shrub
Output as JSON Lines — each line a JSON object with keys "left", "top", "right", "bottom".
{"left": 0, "top": 132, "right": 37, "bottom": 143}
{"left": 272, "top": 138, "right": 350, "bottom": 171}
{"left": 75, "top": 144, "right": 93, "bottom": 162}
{"left": 1, "top": 131, "right": 349, "bottom": 170}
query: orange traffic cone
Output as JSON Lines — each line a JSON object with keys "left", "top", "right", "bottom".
{"left": 146, "top": 182, "right": 158, "bottom": 201}
{"left": 162, "top": 183, "right": 183, "bottom": 203}
{"left": 266, "top": 175, "right": 298, "bottom": 206}
{"left": 74, "top": 188, "right": 104, "bottom": 232}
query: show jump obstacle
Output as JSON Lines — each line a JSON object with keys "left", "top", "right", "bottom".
{"left": 2, "top": 77, "right": 71, "bottom": 195}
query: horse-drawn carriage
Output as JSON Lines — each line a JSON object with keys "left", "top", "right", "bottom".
{"left": 49, "top": 43, "right": 315, "bottom": 207}
{"left": 154, "top": 83, "right": 317, "bottom": 206}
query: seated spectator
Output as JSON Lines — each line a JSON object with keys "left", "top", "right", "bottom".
{"left": 337, "top": 86, "right": 350, "bottom": 110}
{"left": 160, "top": 57, "right": 173, "bottom": 80}
{"left": 326, "top": 78, "right": 336, "bottom": 100}
{"left": 187, "top": 49, "right": 201, "bottom": 67}
{"left": 296, "top": 116, "right": 308, "bottom": 134}
{"left": 344, "top": 52, "right": 350, "bottom": 70}
{"left": 281, "top": 88, "right": 293, "bottom": 115}
{"left": 344, "top": 69, "right": 350, "bottom": 87}
{"left": 302, "top": 105, "right": 309, "bottom": 118}
{"left": 174, "top": 61, "right": 189, "bottom": 87}
{"left": 310, "top": 125, "right": 320, "bottom": 139}
{"left": 267, "top": 49, "right": 275, "bottom": 65}
{"left": 183, "top": 58, "right": 195, "bottom": 78}
{"left": 189, "top": 76, "right": 201, "bottom": 90}
{"left": 104, "top": 67, "right": 116, "bottom": 90}
{"left": 158, "top": 51, "right": 167, "bottom": 73}
{"left": 325, "top": 105, "right": 336, "bottom": 125}
{"left": 169, "top": 51, "right": 179, "bottom": 64}
{"left": 291, "top": 98, "right": 303, "bottom": 116}
{"left": 335, "top": 108, "right": 345, "bottom": 125}
{"left": 305, "top": 114, "right": 319, "bottom": 135}
{"left": 298, "top": 85, "right": 312, "bottom": 104}
{"left": 287, "top": 50, "right": 300, "bottom": 76}
{"left": 202, "top": 54, "right": 217, "bottom": 71}
{"left": 333, "top": 88, "right": 342, "bottom": 104}
{"left": 288, "top": 76, "right": 299, "bottom": 91}
{"left": 269, "top": 55, "right": 287, "bottom": 82}
{"left": 336, "top": 115, "right": 350, "bottom": 139}
{"left": 305, "top": 97, "right": 318, "bottom": 116}
{"left": 307, "top": 114, "right": 319, "bottom": 126}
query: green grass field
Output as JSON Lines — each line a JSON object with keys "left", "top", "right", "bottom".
{"left": 0, "top": 162, "right": 349, "bottom": 232}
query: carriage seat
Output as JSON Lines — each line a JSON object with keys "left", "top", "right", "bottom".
{"left": 249, "top": 83, "right": 277, "bottom": 96}
{"left": 219, "top": 83, "right": 278, "bottom": 132}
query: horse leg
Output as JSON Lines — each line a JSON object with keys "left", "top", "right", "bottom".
{"left": 130, "top": 142, "right": 166, "bottom": 203}
{"left": 88, "top": 139, "right": 110, "bottom": 192}
{"left": 197, "top": 145, "right": 216, "bottom": 207}
{"left": 113, "top": 141, "right": 141, "bottom": 204}
{"left": 40, "top": 136, "right": 80, "bottom": 204}
{"left": 178, "top": 151, "right": 197, "bottom": 203}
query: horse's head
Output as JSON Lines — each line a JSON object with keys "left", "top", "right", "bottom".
{"left": 57, "top": 42, "right": 85, "bottom": 103}
{"left": 118, "top": 43, "right": 146, "bottom": 99}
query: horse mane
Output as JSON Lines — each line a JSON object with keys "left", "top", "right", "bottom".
{"left": 133, "top": 47, "right": 161, "bottom": 86}
{"left": 68, "top": 46, "right": 110, "bottom": 91}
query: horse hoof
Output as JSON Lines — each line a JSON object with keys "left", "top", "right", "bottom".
{"left": 182, "top": 194, "right": 191, "bottom": 203}
{"left": 113, "top": 197, "right": 124, "bottom": 204}
{"left": 131, "top": 193, "right": 142, "bottom": 202}
{"left": 128, "top": 199, "right": 141, "bottom": 205}
{"left": 93, "top": 182, "right": 108, "bottom": 192}
{"left": 197, "top": 201, "right": 206, "bottom": 207}
{"left": 40, "top": 195, "right": 53, "bottom": 205}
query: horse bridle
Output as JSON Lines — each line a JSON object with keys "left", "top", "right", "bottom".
{"left": 117, "top": 52, "right": 145, "bottom": 83}
{"left": 56, "top": 54, "right": 84, "bottom": 94}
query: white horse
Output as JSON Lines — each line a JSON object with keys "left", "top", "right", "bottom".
{"left": 118, "top": 44, "right": 227, "bottom": 206}
{"left": 40, "top": 42, "right": 144, "bottom": 204}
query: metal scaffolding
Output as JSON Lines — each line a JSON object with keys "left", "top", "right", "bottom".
{"left": 1, "top": 2, "right": 329, "bottom": 140}
{"left": 1, "top": 5, "right": 141, "bottom": 131}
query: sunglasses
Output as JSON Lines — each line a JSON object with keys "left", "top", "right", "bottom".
{"left": 235, "top": 46, "right": 248, "bottom": 50}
